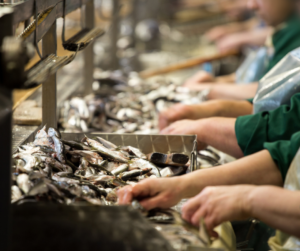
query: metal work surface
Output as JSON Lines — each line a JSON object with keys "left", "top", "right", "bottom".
{"left": 11, "top": 203, "right": 175, "bottom": 251}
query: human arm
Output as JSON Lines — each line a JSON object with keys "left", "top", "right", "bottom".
{"left": 215, "top": 27, "right": 272, "bottom": 52}
{"left": 158, "top": 100, "right": 253, "bottom": 130}
{"left": 205, "top": 17, "right": 259, "bottom": 42}
{"left": 161, "top": 117, "right": 243, "bottom": 158}
{"left": 182, "top": 185, "right": 300, "bottom": 238}
{"left": 183, "top": 72, "right": 236, "bottom": 87}
{"left": 187, "top": 82, "right": 258, "bottom": 100}
{"left": 118, "top": 150, "right": 282, "bottom": 210}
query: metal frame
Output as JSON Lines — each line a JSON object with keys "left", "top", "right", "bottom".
{"left": 0, "top": 1, "right": 97, "bottom": 249}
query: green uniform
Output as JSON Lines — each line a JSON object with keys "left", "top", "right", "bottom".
{"left": 265, "top": 15, "right": 300, "bottom": 74}
{"left": 236, "top": 93, "right": 300, "bottom": 180}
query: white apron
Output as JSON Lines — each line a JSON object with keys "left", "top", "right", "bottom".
{"left": 268, "top": 148, "right": 300, "bottom": 250}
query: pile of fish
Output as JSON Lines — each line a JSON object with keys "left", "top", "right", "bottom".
{"left": 59, "top": 74, "right": 206, "bottom": 133}
{"left": 11, "top": 126, "right": 190, "bottom": 206}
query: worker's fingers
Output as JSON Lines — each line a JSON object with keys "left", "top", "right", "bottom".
{"left": 117, "top": 185, "right": 134, "bottom": 205}
{"left": 191, "top": 206, "right": 207, "bottom": 227}
{"left": 160, "top": 125, "right": 173, "bottom": 134}
{"left": 182, "top": 197, "right": 202, "bottom": 223}
{"left": 139, "top": 193, "right": 166, "bottom": 211}
{"left": 205, "top": 215, "right": 219, "bottom": 238}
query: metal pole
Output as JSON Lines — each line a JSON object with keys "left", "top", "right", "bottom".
{"left": 110, "top": 0, "right": 120, "bottom": 70}
{"left": 0, "top": 8, "right": 13, "bottom": 251}
{"left": 83, "top": 0, "right": 94, "bottom": 96}
{"left": 42, "top": 21, "right": 57, "bottom": 129}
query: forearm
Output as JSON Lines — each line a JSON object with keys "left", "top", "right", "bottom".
{"left": 247, "top": 186, "right": 300, "bottom": 238}
{"left": 193, "top": 117, "right": 243, "bottom": 157}
{"left": 180, "top": 150, "right": 283, "bottom": 198}
{"left": 215, "top": 73, "right": 236, "bottom": 84}
{"left": 190, "top": 100, "right": 253, "bottom": 119}
{"left": 208, "top": 83, "right": 258, "bottom": 100}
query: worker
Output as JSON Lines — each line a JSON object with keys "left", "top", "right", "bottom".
{"left": 118, "top": 131, "right": 300, "bottom": 249}
{"left": 205, "top": 17, "right": 271, "bottom": 52}
{"left": 159, "top": 46, "right": 300, "bottom": 157}
{"left": 184, "top": 0, "right": 300, "bottom": 92}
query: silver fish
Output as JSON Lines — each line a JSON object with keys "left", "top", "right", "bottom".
{"left": 68, "top": 150, "right": 103, "bottom": 164}
{"left": 111, "top": 164, "right": 128, "bottom": 176}
{"left": 11, "top": 185, "right": 22, "bottom": 201}
{"left": 119, "top": 168, "right": 152, "bottom": 181}
{"left": 129, "top": 158, "right": 161, "bottom": 177}
{"left": 83, "top": 137, "right": 129, "bottom": 163}
{"left": 96, "top": 137, "right": 117, "bottom": 149}
{"left": 48, "top": 128, "right": 65, "bottom": 164}
{"left": 121, "top": 146, "right": 147, "bottom": 159}
{"left": 16, "top": 174, "right": 31, "bottom": 194}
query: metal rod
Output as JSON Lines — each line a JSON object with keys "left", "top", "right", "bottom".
{"left": 13, "top": 0, "right": 91, "bottom": 24}
{"left": 109, "top": 0, "right": 120, "bottom": 70}
{"left": 42, "top": 20, "right": 57, "bottom": 129}
{"left": 83, "top": 0, "right": 94, "bottom": 95}
{"left": 0, "top": 8, "right": 14, "bottom": 251}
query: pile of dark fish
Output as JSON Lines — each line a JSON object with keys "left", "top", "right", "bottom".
{"left": 59, "top": 75, "right": 206, "bottom": 133}
{"left": 11, "top": 126, "right": 190, "bottom": 206}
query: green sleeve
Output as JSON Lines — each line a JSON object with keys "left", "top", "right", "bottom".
{"left": 264, "top": 131, "right": 300, "bottom": 181}
{"left": 236, "top": 93, "right": 300, "bottom": 157}
{"left": 247, "top": 98, "right": 254, "bottom": 104}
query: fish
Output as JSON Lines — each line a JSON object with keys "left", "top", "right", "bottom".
{"left": 16, "top": 174, "right": 31, "bottom": 194}
{"left": 119, "top": 168, "right": 152, "bottom": 181}
{"left": 96, "top": 137, "right": 117, "bottom": 149}
{"left": 13, "top": 154, "right": 41, "bottom": 172}
{"left": 121, "top": 146, "right": 147, "bottom": 159}
{"left": 48, "top": 127, "right": 66, "bottom": 164}
{"left": 129, "top": 158, "right": 161, "bottom": 177}
{"left": 61, "top": 139, "right": 91, "bottom": 150}
{"left": 111, "top": 164, "right": 128, "bottom": 176}
{"left": 11, "top": 185, "right": 23, "bottom": 201}
{"left": 68, "top": 150, "right": 103, "bottom": 165}
{"left": 89, "top": 160, "right": 113, "bottom": 176}
{"left": 83, "top": 137, "right": 129, "bottom": 163}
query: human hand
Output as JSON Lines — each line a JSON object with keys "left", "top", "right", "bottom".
{"left": 117, "top": 177, "right": 185, "bottom": 210}
{"left": 205, "top": 26, "right": 229, "bottom": 42}
{"left": 184, "top": 71, "right": 215, "bottom": 88}
{"left": 160, "top": 119, "right": 208, "bottom": 150}
{"left": 159, "top": 104, "right": 197, "bottom": 131}
{"left": 182, "top": 185, "right": 254, "bottom": 237}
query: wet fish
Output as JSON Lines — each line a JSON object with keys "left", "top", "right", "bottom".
{"left": 89, "top": 160, "right": 113, "bottom": 176}
{"left": 119, "top": 168, "right": 152, "bottom": 181}
{"left": 11, "top": 185, "right": 23, "bottom": 201}
{"left": 13, "top": 154, "right": 41, "bottom": 172}
{"left": 121, "top": 146, "right": 147, "bottom": 159}
{"left": 68, "top": 150, "right": 103, "bottom": 165}
{"left": 111, "top": 164, "right": 128, "bottom": 176}
{"left": 16, "top": 174, "right": 31, "bottom": 194}
{"left": 48, "top": 127, "right": 66, "bottom": 164}
{"left": 83, "top": 137, "right": 129, "bottom": 163}
{"left": 62, "top": 139, "right": 91, "bottom": 150}
{"left": 129, "top": 158, "right": 161, "bottom": 177}
{"left": 96, "top": 136, "right": 117, "bottom": 149}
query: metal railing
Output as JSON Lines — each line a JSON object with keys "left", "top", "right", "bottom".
{"left": 0, "top": 1, "right": 101, "bottom": 249}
